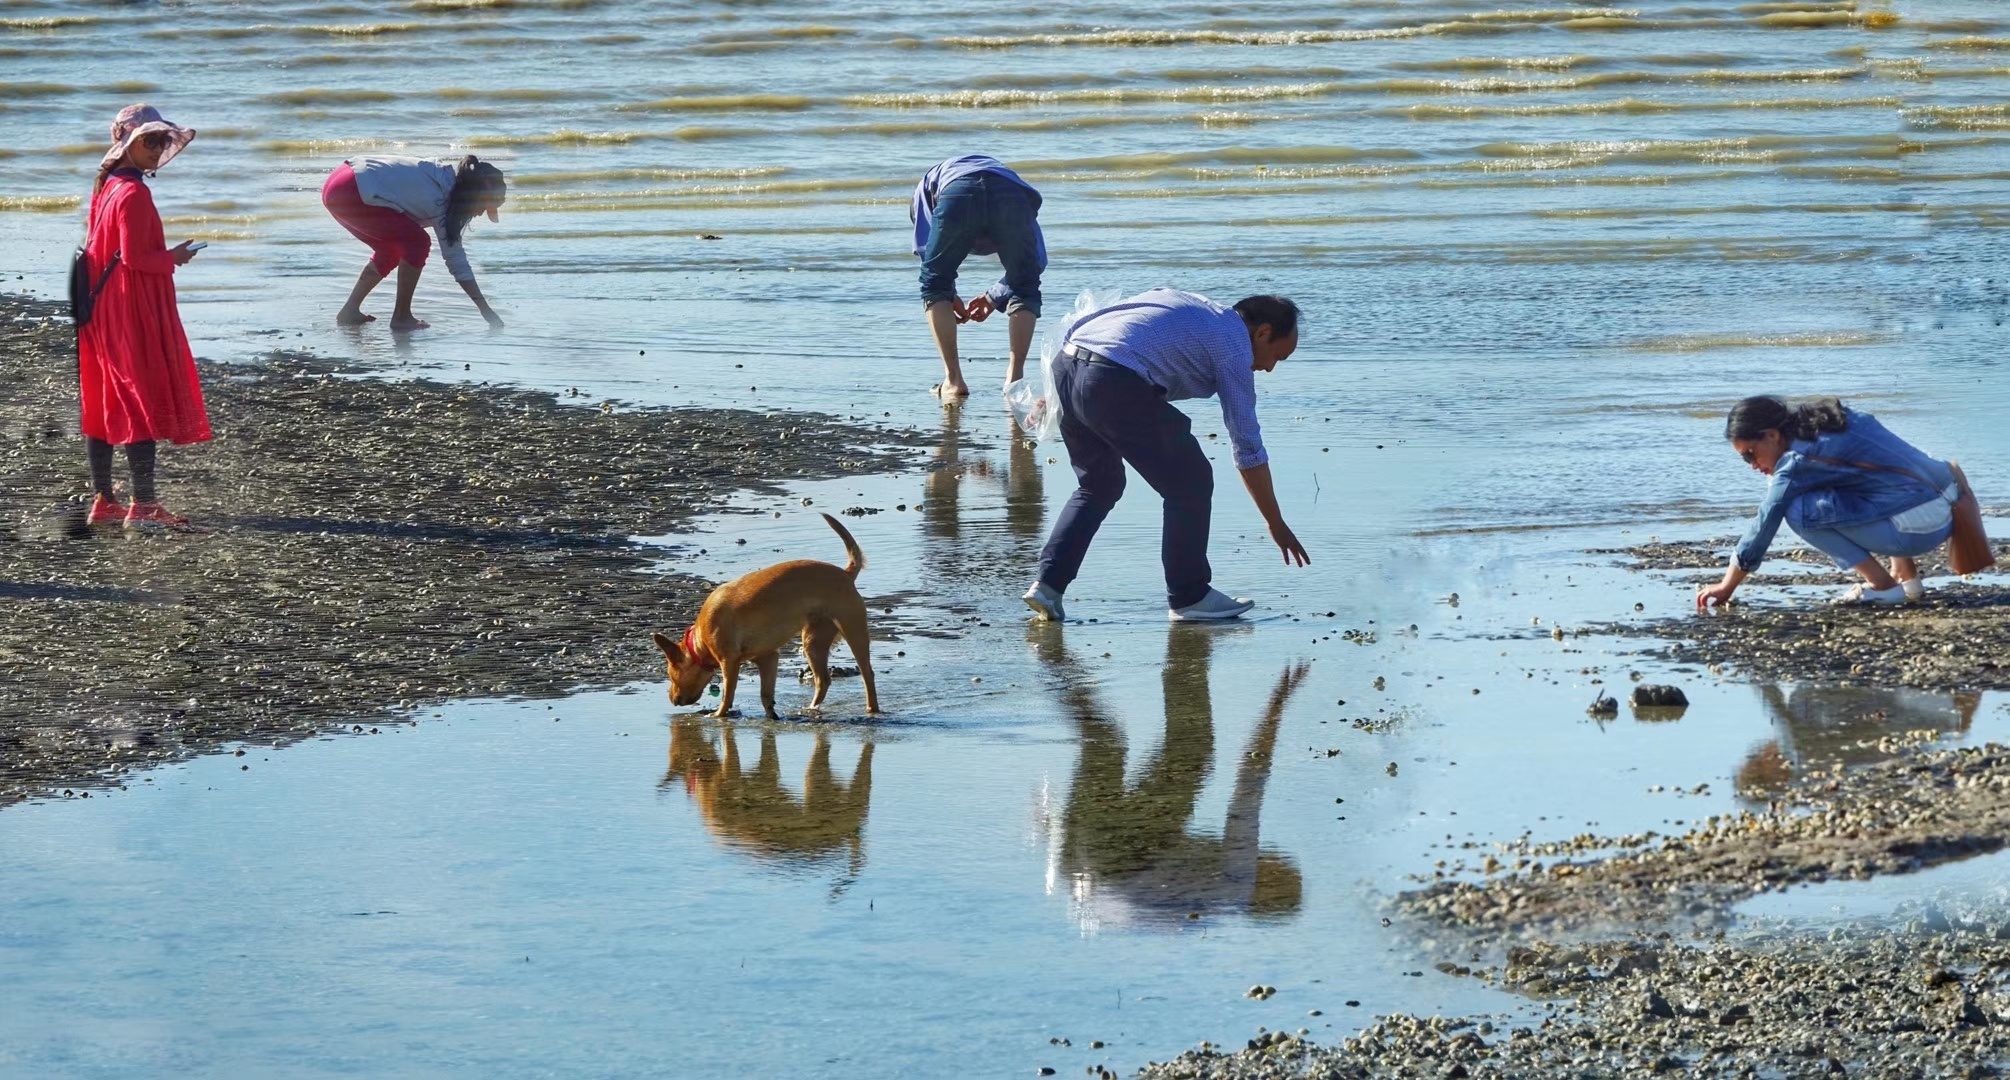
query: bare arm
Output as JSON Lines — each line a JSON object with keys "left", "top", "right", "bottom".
{"left": 1238, "top": 463, "right": 1309, "bottom": 566}
{"left": 457, "top": 276, "right": 503, "bottom": 328}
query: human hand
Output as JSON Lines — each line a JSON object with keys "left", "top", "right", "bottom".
{"left": 171, "top": 240, "right": 198, "bottom": 266}
{"left": 964, "top": 295, "right": 994, "bottom": 323}
{"left": 1269, "top": 520, "right": 1310, "bottom": 566}
{"left": 482, "top": 307, "right": 505, "bottom": 329}
{"left": 948, "top": 296, "right": 972, "bottom": 324}
{"left": 1695, "top": 580, "right": 1736, "bottom": 610}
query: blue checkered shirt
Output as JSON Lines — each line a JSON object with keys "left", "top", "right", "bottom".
{"left": 1061, "top": 288, "right": 1268, "bottom": 469}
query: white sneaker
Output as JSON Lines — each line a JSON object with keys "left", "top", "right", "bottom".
{"left": 1023, "top": 581, "right": 1066, "bottom": 622}
{"left": 1833, "top": 583, "right": 1908, "bottom": 606}
{"left": 1901, "top": 577, "right": 1925, "bottom": 603}
{"left": 1169, "top": 588, "right": 1255, "bottom": 621}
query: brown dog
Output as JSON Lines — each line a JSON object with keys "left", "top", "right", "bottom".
{"left": 652, "top": 513, "right": 880, "bottom": 719}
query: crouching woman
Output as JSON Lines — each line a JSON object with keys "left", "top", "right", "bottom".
{"left": 1698, "top": 396, "right": 1968, "bottom": 608}
{"left": 321, "top": 155, "right": 506, "bottom": 331}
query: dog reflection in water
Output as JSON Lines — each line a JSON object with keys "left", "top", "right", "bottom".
{"left": 663, "top": 718, "right": 873, "bottom": 872}
{"left": 1041, "top": 624, "right": 1308, "bottom": 927}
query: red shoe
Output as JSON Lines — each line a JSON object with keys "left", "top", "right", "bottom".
{"left": 124, "top": 500, "right": 191, "bottom": 530}
{"left": 86, "top": 494, "right": 128, "bottom": 526}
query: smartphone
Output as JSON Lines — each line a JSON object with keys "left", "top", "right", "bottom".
{"left": 185, "top": 241, "right": 209, "bottom": 252}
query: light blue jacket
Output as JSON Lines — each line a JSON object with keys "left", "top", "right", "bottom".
{"left": 1735, "top": 408, "right": 1956, "bottom": 571}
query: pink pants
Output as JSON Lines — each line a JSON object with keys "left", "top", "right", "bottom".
{"left": 321, "top": 162, "right": 430, "bottom": 275}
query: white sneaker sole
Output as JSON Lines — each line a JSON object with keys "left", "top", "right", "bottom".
{"left": 1024, "top": 595, "right": 1064, "bottom": 622}
{"left": 1169, "top": 600, "right": 1255, "bottom": 622}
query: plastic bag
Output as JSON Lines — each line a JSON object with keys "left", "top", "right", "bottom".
{"left": 1003, "top": 376, "right": 1053, "bottom": 440}
{"left": 1003, "top": 287, "right": 1125, "bottom": 444}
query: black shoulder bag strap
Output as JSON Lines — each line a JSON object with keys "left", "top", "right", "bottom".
{"left": 70, "top": 190, "right": 122, "bottom": 329}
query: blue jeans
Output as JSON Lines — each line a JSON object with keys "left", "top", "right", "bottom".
{"left": 1037, "top": 354, "right": 1212, "bottom": 609}
{"left": 1791, "top": 516, "right": 1951, "bottom": 569}
{"left": 918, "top": 173, "right": 1042, "bottom": 316}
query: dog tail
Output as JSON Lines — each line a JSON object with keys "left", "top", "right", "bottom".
{"left": 820, "top": 512, "right": 866, "bottom": 579}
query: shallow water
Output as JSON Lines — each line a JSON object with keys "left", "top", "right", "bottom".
{"left": 7, "top": 0, "right": 2010, "bottom": 1076}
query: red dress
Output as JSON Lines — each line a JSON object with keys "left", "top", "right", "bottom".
{"left": 77, "top": 170, "right": 211, "bottom": 446}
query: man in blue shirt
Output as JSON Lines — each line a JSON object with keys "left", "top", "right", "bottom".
{"left": 910, "top": 155, "right": 1046, "bottom": 399}
{"left": 1023, "top": 289, "right": 1311, "bottom": 622}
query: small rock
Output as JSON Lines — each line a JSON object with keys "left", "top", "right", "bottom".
{"left": 1630, "top": 684, "right": 1689, "bottom": 707}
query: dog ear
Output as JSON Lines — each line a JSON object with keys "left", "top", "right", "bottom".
{"left": 651, "top": 631, "right": 683, "bottom": 662}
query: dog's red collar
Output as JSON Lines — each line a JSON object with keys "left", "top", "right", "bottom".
{"left": 681, "top": 626, "right": 718, "bottom": 671}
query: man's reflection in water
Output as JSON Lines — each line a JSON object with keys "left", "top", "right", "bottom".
{"left": 662, "top": 718, "right": 873, "bottom": 875}
{"left": 921, "top": 402, "right": 1045, "bottom": 583}
{"left": 1038, "top": 623, "right": 1307, "bottom": 929}
{"left": 1003, "top": 409, "right": 1044, "bottom": 543}
{"left": 1737, "top": 684, "right": 1979, "bottom": 800}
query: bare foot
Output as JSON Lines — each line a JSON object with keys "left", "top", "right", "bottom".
{"left": 389, "top": 315, "right": 431, "bottom": 332}
{"left": 335, "top": 310, "right": 376, "bottom": 326}
{"left": 932, "top": 380, "right": 971, "bottom": 399}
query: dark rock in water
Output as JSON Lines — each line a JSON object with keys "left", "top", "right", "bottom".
{"left": 1587, "top": 691, "right": 1619, "bottom": 717}
{"left": 1642, "top": 986, "right": 1676, "bottom": 1019}
{"left": 798, "top": 665, "right": 859, "bottom": 682}
{"left": 1631, "top": 684, "right": 1688, "bottom": 707}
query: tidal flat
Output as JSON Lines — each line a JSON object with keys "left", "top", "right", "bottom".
{"left": 0, "top": 293, "right": 922, "bottom": 805}
{"left": 11, "top": 0, "right": 2010, "bottom": 1074}
{"left": 1142, "top": 552, "right": 2010, "bottom": 1079}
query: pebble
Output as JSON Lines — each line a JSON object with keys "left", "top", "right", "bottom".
{"left": 1629, "top": 684, "right": 1688, "bottom": 707}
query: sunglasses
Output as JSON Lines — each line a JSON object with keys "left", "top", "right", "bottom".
{"left": 1739, "top": 448, "right": 1758, "bottom": 465}
{"left": 139, "top": 131, "right": 172, "bottom": 151}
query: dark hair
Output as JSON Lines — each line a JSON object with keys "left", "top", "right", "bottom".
{"left": 1724, "top": 395, "right": 1849, "bottom": 442}
{"left": 442, "top": 155, "right": 506, "bottom": 246}
{"left": 1233, "top": 295, "right": 1300, "bottom": 339}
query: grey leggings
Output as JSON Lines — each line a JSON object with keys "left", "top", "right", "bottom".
{"left": 86, "top": 437, "right": 156, "bottom": 503}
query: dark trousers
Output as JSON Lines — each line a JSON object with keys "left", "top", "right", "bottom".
{"left": 1037, "top": 353, "right": 1213, "bottom": 609}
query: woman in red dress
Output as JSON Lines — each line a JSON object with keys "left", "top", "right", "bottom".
{"left": 78, "top": 104, "right": 209, "bottom": 529}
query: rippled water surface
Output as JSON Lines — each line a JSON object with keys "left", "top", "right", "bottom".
{"left": 6, "top": 1, "right": 2010, "bottom": 1076}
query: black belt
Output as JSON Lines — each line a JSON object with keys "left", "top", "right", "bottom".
{"left": 1063, "top": 345, "right": 1165, "bottom": 396}
{"left": 1065, "top": 345, "right": 1118, "bottom": 366}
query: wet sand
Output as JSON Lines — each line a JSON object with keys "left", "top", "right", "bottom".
{"left": 1137, "top": 544, "right": 2010, "bottom": 1077}
{"left": 1146, "top": 928, "right": 2010, "bottom": 1078}
{"left": 1605, "top": 538, "right": 2010, "bottom": 690}
{"left": 1145, "top": 745, "right": 2010, "bottom": 1076}
{"left": 0, "top": 293, "right": 922, "bottom": 806}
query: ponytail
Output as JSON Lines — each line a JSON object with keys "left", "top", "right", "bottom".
{"left": 442, "top": 154, "right": 506, "bottom": 246}
{"left": 1725, "top": 395, "right": 1850, "bottom": 443}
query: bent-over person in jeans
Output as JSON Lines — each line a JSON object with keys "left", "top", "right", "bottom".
{"left": 1022, "top": 289, "right": 1310, "bottom": 622}
{"left": 909, "top": 154, "right": 1045, "bottom": 398}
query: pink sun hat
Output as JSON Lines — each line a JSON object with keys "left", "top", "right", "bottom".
{"left": 100, "top": 103, "right": 196, "bottom": 172}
